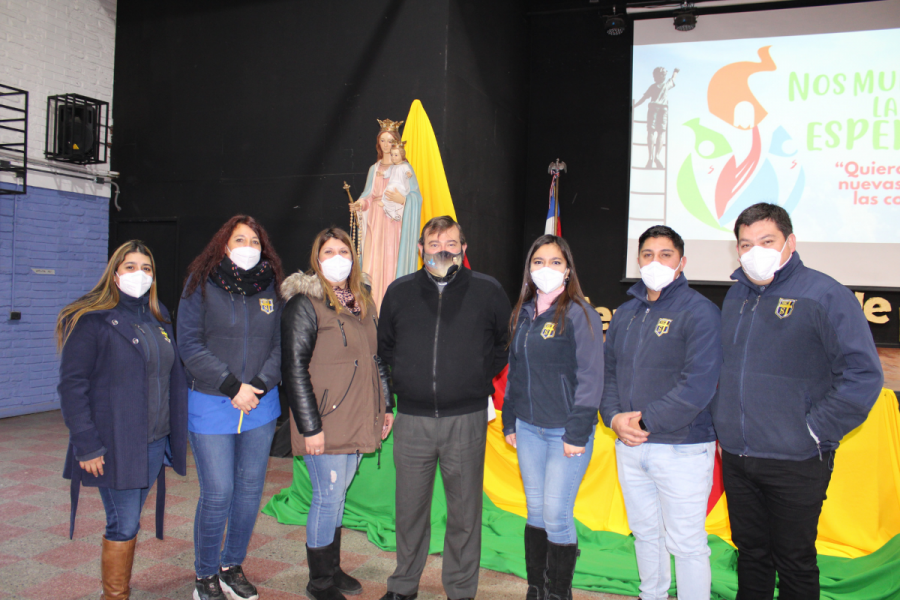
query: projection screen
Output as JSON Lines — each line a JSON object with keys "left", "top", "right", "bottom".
{"left": 627, "top": 0, "right": 900, "bottom": 286}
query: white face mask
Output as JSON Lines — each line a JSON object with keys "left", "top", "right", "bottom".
{"left": 740, "top": 241, "right": 788, "bottom": 282}
{"left": 116, "top": 271, "right": 153, "bottom": 298}
{"left": 640, "top": 258, "right": 682, "bottom": 292}
{"left": 531, "top": 267, "right": 566, "bottom": 294}
{"left": 228, "top": 245, "right": 261, "bottom": 271}
{"left": 320, "top": 255, "right": 353, "bottom": 283}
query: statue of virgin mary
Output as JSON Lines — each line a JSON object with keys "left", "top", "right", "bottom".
{"left": 350, "top": 119, "right": 423, "bottom": 309}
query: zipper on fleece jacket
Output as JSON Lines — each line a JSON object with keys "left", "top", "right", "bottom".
{"left": 523, "top": 317, "right": 534, "bottom": 423}
{"left": 432, "top": 288, "right": 444, "bottom": 418}
{"left": 627, "top": 307, "right": 651, "bottom": 411}
{"left": 737, "top": 294, "right": 761, "bottom": 455}
{"left": 241, "top": 295, "right": 248, "bottom": 380}
{"left": 732, "top": 299, "right": 749, "bottom": 345}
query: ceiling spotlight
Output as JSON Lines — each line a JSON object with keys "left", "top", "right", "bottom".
{"left": 674, "top": 2, "right": 697, "bottom": 32}
{"left": 605, "top": 7, "right": 625, "bottom": 36}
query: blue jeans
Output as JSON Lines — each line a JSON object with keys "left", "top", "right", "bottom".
{"left": 98, "top": 436, "right": 167, "bottom": 541}
{"left": 615, "top": 440, "right": 716, "bottom": 600}
{"left": 303, "top": 453, "right": 361, "bottom": 548}
{"left": 515, "top": 419, "right": 595, "bottom": 544}
{"left": 189, "top": 418, "right": 276, "bottom": 578}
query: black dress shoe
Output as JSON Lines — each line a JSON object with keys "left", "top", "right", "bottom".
{"left": 378, "top": 593, "right": 417, "bottom": 600}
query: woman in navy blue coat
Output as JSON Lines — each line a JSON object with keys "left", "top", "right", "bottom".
{"left": 57, "top": 240, "right": 188, "bottom": 600}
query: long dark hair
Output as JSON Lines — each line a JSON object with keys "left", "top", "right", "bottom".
{"left": 183, "top": 215, "right": 285, "bottom": 299}
{"left": 308, "top": 227, "right": 372, "bottom": 319}
{"left": 57, "top": 240, "right": 167, "bottom": 349}
{"left": 509, "top": 235, "right": 593, "bottom": 343}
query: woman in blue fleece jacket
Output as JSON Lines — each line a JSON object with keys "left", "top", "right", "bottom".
{"left": 177, "top": 215, "right": 284, "bottom": 600}
{"left": 502, "top": 234, "right": 605, "bottom": 600}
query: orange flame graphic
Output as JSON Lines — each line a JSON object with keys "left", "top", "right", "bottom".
{"left": 708, "top": 46, "right": 776, "bottom": 130}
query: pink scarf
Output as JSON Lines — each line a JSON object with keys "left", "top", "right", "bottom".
{"left": 535, "top": 286, "right": 565, "bottom": 318}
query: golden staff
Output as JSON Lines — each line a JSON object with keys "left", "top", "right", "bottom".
{"left": 343, "top": 181, "right": 362, "bottom": 259}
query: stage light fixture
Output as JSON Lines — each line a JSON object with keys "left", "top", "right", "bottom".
{"left": 674, "top": 2, "right": 697, "bottom": 32}
{"left": 605, "top": 7, "right": 625, "bottom": 36}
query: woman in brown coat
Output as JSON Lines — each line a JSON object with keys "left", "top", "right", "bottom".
{"left": 280, "top": 227, "right": 393, "bottom": 600}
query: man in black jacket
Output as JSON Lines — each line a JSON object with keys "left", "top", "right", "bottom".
{"left": 377, "top": 216, "right": 511, "bottom": 600}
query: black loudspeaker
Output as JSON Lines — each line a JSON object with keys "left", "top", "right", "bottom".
{"left": 45, "top": 94, "right": 108, "bottom": 165}
{"left": 58, "top": 104, "right": 95, "bottom": 159}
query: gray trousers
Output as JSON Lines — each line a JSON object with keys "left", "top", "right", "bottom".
{"left": 387, "top": 409, "right": 488, "bottom": 598}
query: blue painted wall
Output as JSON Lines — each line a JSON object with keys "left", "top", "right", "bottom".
{"left": 0, "top": 186, "right": 109, "bottom": 418}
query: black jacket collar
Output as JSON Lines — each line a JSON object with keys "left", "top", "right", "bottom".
{"left": 415, "top": 265, "right": 471, "bottom": 291}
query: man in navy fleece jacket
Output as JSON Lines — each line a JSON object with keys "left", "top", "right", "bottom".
{"left": 601, "top": 225, "right": 722, "bottom": 600}
{"left": 711, "top": 203, "right": 883, "bottom": 600}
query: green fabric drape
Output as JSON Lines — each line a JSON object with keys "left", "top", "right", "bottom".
{"left": 262, "top": 430, "right": 900, "bottom": 599}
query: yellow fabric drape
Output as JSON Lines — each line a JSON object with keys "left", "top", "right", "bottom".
{"left": 400, "top": 100, "right": 458, "bottom": 268}
{"left": 484, "top": 389, "right": 900, "bottom": 558}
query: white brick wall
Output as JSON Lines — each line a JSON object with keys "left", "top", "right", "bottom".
{"left": 0, "top": 0, "right": 116, "bottom": 415}
{"left": 0, "top": 0, "right": 116, "bottom": 196}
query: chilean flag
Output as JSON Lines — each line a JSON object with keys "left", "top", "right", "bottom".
{"left": 544, "top": 171, "right": 561, "bottom": 236}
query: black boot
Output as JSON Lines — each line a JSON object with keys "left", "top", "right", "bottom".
{"left": 524, "top": 525, "right": 548, "bottom": 600}
{"left": 305, "top": 543, "right": 347, "bottom": 600}
{"left": 544, "top": 542, "right": 579, "bottom": 600}
{"left": 332, "top": 527, "right": 362, "bottom": 595}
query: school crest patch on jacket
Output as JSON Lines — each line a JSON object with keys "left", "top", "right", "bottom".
{"left": 775, "top": 298, "right": 796, "bottom": 319}
{"left": 655, "top": 318, "right": 672, "bottom": 337}
{"left": 540, "top": 322, "right": 556, "bottom": 339}
{"left": 259, "top": 298, "right": 274, "bottom": 314}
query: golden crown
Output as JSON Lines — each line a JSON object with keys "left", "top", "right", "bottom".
{"left": 377, "top": 118, "right": 404, "bottom": 133}
{"left": 390, "top": 140, "right": 407, "bottom": 150}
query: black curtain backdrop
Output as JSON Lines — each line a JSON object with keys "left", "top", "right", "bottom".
{"left": 111, "top": 0, "right": 898, "bottom": 344}
{"left": 111, "top": 0, "right": 527, "bottom": 309}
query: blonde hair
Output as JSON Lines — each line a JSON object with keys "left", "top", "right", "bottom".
{"left": 309, "top": 227, "right": 371, "bottom": 319}
{"left": 56, "top": 240, "right": 168, "bottom": 350}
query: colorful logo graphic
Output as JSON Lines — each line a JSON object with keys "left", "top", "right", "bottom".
{"left": 775, "top": 298, "right": 796, "bottom": 319}
{"left": 677, "top": 46, "right": 806, "bottom": 231}
{"left": 655, "top": 318, "right": 672, "bottom": 337}
{"left": 540, "top": 322, "right": 556, "bottom": 339}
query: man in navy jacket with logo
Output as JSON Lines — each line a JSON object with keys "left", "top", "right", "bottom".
{"left": 711, "top": 203, "right": 883, "bottom": 600}
{"left": 601, "top": 225, "right": 722, "bottom": 600}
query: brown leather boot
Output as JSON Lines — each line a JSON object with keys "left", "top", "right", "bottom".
{"left": 101, "top": 535, "right": 137, "bottom": 600}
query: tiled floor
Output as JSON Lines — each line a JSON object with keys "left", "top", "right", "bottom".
{"left": 8, "top": 348, "right": 897, "bottom": 600}
{"left": 0, "top": 410, "right": 636, "bottom": 600}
